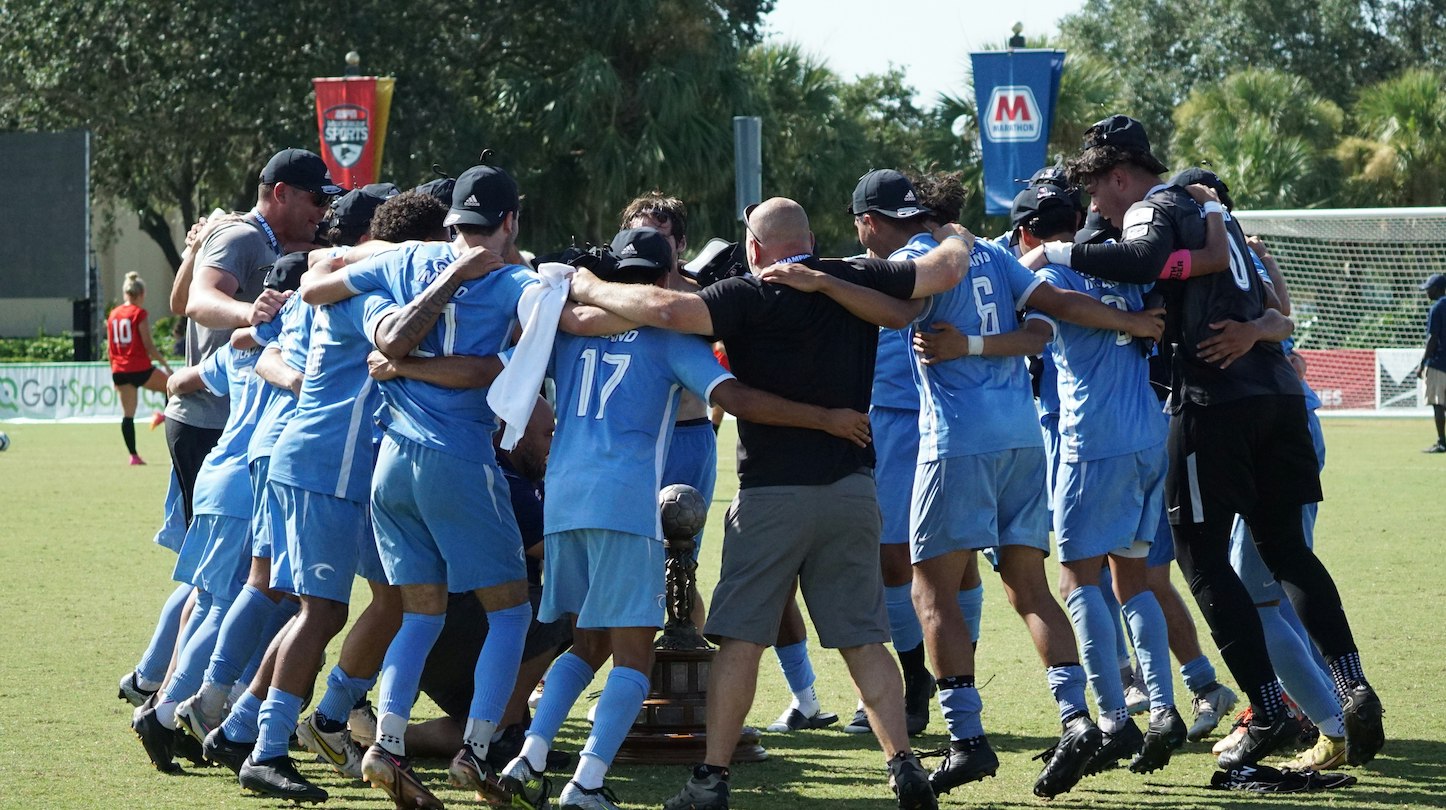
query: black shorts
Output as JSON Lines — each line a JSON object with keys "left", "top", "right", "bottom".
{"left": 112, "top": 368, "right": 156, "bottom": 387}
{"left": 1166, "top": 395, "right": 1323, "bottom": 525}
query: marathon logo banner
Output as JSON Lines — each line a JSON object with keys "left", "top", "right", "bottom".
{"left": 312, "top": 76, "right": 395, "bottom": 189}
{"left": 971, "top": 49, "right": 1066, "bottom": 216}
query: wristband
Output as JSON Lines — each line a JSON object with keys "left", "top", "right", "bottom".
{"left": 945, "top": 234, "right": 971, "bottom": 246}
{"left": 1043, "top": 241, "right": 1072, "bottom": 267}
{"left": 1202, "top": 201, "right": 1226, "bottom": 217}
{"left": 1160, "top": 249, "right": 1192, "bottom": 281}
{"left": 966, "top": 335, "right": 984, "bottom": 356}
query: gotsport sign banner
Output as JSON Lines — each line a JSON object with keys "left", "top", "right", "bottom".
{"left": 0, "top": 363, "right": 166, "bottom": 422}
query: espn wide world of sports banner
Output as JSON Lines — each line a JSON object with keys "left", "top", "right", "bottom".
{"left": 312, "top": 76, "right": 395, "bottom": 189}
{"left": 0, "top": 363, "right": 166, "bottom": 422}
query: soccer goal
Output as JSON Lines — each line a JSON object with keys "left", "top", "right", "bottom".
{"left": 1232, "top": 207, "right": 1446, "bottom": 416}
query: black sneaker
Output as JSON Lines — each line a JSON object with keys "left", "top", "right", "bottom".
{"left": 1341, "top": 682, "right": 1385, "bottom": 765}
{"left": 842, "top": 707, "right": 872, "bottom": 734}
{"left": 202, "top": 726, "right": 253, "bottom": 775}
{"left": 663, "top": 767, "right": 730, "bottom": 810}
{"left": 1032, "top": 713, "right": 1102, "bottom": 798}
{"left": 888, "top": 752, "right": 938, "bottom": 810}
{"left": 925, "top": 736, "right": 999, "bottom": 795}
{"left": 902, "top": 653, "right": 936, "bottom": 737}
{"left": 1082, "top": 718, "right": 1143, "bottom": 776}
{"left": 132, "top": 705, "right": 180, "bottom": 774}
{"left": 173, "top": 724, "right": 210, "bottom": 768}
{"left": 1216, "top": 713, "right": 1298, "bottom": 769}
{"left": 239, "top": 754, "right": 328, "bottom": 803}
{"left": 1130, "top": 705, "right": 1187, "bottom": 773}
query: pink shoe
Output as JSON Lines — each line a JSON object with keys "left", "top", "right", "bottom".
{"left": 130, "top": 454, "right": 146, "bottom": 466}
{"left": 149, "top": 411, "right": 166, "bottom": 431}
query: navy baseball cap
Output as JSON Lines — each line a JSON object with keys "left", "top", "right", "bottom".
{"left": 1170, "top": 167, "right": 1236, "bottom": 211}
{"left": 849, "top": 169, "right": 933, "bottom": 219}
{"left": 328, "top": 189, "right": 389, "bottom": 245}
{"left": 361, "top": 182, "right": 401, "bottom": 199}
{"left": 260, "top": 148, "right": 343, "bottom": 195}
{"left": 1011, "top": 184, "right": 1074, "bottom": 229}
{"left": 609, "top": 227, "right": 673, "bottom": 272}
{"left": 1421, "top": 273, "right": 1446, "bottom": 291}
{"left": 1082, "top": 116, "right": 1169, "bottom": 175}
{"left": 1075, "top": 209, "right": 1121, "bottom": 244}
{"left": 415, "top": 177, "right": 455, "bottom": 206}
{"left": 263, "top": 251, "right": 309, "bottom": 293}
{"left": 444, "top": 165, "right": 519, "bottom": 228}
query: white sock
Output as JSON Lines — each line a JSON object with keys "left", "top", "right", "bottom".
{"left": 135, "top": 671, "right": 163, "bottom": 692}
{"left": 1320, "top": 713, "right": 1346, "bottom": 738}
{"left": 155, "top": 699, "right": 179, "bottom": 730}
{"left": 572, "top": 752, "right": 608, "bottom": 790}
{"left": 1099, "top": 707, "right": 1128, "bottom": 734}
{"left": 377, "top": 711, "right": 408, "bottom": 756}
{"left": 791, "top": 685, "right": 821, "bottom": 717}
{"left": 196, "top": 683, "right": 229, "bottom": 718}
{"left": 464, "top": 718, "right": 497, "bottom": 758}
{"left": 520, "top": 733, "right": 550, "bottom": 772}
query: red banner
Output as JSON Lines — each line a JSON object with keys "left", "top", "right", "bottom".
{"left": 1297, "top": 348, "right": 1375, "bottom": 409}
{"left": 311, "top": 77, "right": 395, "bottom": 189}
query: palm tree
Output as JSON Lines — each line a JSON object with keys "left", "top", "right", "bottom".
{"left": 1336, "top": 69, "right": 1446, "bottom": 207}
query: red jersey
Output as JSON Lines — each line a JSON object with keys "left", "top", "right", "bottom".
{"left": 107, "top": 303, "right": 152, "bottom": 373}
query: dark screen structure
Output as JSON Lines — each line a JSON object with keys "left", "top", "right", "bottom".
{"left": 0, "top": 131, "right": 90, "bottom": 299}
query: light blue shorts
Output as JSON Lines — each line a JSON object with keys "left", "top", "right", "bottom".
{"left": 538, "top": 528, "right": 666, "bottom": 630}
{"left": 910, "top": 447, "right": 1050, "bottom": 564}
{"left": 1230, "top": 502, "right": 1318, "bottom": 604}
{"left": 269, "top": 481, "right": 371, "bottom": 604}
{"left": 872, "top": 406, "right": 920, "bottom": 545}
{"left": 1147, "top": 503, "right": 1175, "bottom": 567}
{"left": 370, "top": 433, "right": 525, "bottom": 593}
{"left": 154, "top": 471, "right": 187, "bottom": 554}
{"left": 1053, "top": 445, "right": 1166, "bottom": 563}
{"left": 249, "top": 457, "right": 275, "bottom": 559}
{"left": 662, "top": 420, "right": 718, "bottom": 550}
{"left": 1041, "top": 414, "right": 1062, "bottom": 506}
{"left": 188, "top": 513, "right": 252, "bottom": 601}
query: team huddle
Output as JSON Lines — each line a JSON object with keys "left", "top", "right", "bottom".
{"left": 116, "top": 115, "right": 1383, "bottom": 810}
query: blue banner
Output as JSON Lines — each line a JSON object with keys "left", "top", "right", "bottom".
{"left": 971, "top": 49, "right": 1066, "bottom": 216}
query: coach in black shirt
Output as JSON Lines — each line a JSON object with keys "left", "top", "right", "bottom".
{"left": 570, "top": 197, "right": 972, "bottom": 810}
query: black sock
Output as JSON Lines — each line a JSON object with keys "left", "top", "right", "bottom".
{"left": 936, "top": 674, "right": 974, "bottom": 690}
{"left": 898, "top": 643, "right": 930, "bottom": 680}
{"left": 121, "top": 417, "right": 137, "bottom": 455}
{"left": 1327, "top": 650, "right": 1367, "bottom": 697}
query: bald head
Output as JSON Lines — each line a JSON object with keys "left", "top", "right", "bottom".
{"left": 746, "top": 197, "right": 813, "bottom": 267}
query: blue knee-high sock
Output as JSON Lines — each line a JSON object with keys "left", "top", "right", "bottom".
{"left": 577, "top": 667, "right": 650, "bottom": 780}
{"left": 1097, "top": 570, "right": 1132, "bottom": 670}
{"left": 885, "top": 584, "right": 924, "bottom": 653}
{"left": 221, "top": 689, "right": 263, "bottom": 743}
{"left": 1047, "top": 665, "right": 1091, "bottom": 723}
{"left": 204, "top": 585, "right": 276, "bottom": 688}
{"left": 1180, "top": 655, "right": 1218, "bottom": 695}
{"left": 236, "top": 598, "right": 298, "bottom": 689}
{"left": 470, "top": 602, "right": 531, "bottom": 724}
{"left": 254, "top": 687, "right": 304, "bottom": 761}
{"left": 1065, "top": 586, "right": 1127, "bottom": 716}
{"left": 162, "top": 590, "right": 233, "bottom": 704}
{"left": 173, "top": 590, "right": 206, "bottom": 669}
{"left": 137, "top": 584, "right": 194, "bottom": 685}
{"left": 957, "top": 584, "right": 984, "bottom": 644}
{"left": 376, "top": 612, "right": 446, "bottom": 722}
{"left": 316, "top": 665, "right": 377, "bottom": 726}
{"left": 1275, "top": 591, "right": 1330, "bottom": 674}
{"left": 528, "top": 653, "right": 596, "bottom": 747}
{"left": 1122, "top": 591, "right": 1173, "bottom": 708}
{"left": 774, "top": 640, "right": 815, "bottom": 694}
{"left": 1257, "top": 605, "right": 1343, "bottom": 732}
{"left": 937, "top": 676, "right": 985, "bottom": 740}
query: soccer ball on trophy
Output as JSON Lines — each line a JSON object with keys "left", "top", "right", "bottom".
{"left": 658, "top": 483, "right": 707, "bottom": 540}
{"left": 0, "top": 431, "right": 9, "bottom": 452}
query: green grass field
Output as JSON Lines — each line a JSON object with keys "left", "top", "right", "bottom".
{"left": 1, "top": 419, "right": 1443, "bottom": 809}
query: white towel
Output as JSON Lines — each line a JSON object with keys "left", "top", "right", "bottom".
{"left": 488, "top": 261, "right": 574, "bottom": 450}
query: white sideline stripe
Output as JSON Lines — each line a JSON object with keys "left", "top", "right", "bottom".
{"left": 1185, "top": 452, "right": 1204, "bottom": 525}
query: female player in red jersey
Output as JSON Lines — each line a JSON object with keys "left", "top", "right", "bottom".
{"left": 107, "top": 272, "right": 171, "bottom": 465}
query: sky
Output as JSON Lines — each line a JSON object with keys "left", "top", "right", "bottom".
{"left": 759, "top": 0, "right": 1086, "bottom": 107}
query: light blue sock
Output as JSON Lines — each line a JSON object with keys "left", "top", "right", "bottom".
{"left": 885, "top": 584, "right": 923, "bottom": 652}
{"left": 204, "top": 585, "right": 276, "bottom": 689}
{"left": 1065, "top": 586, "right": 1127, "bottom": 715}
{"left": 173, "top": 590, "right": 206, "bottom": 668}
{"left": 469, "top": 602, "right": 532, "bottom": 724}
{"left": 1180, "top": 655, "right": 1218, "bottom": 695}
{"left": 1123, "top": 591, "right": 1174, "bottom": 708}
{"left": 577, "top": 667, "right": 650, "bottom": 782}
{"left": 1258, "top": 605, "right": 1343, "bottom": 731}
{"left": 1276, "top": 591, "right": 1330, "bottom": 673}
{"left": 1097, "top": 569, "right": 1132, "bottom": 670}
{"left": 1047, "top": 664, "right": 1091, "bottom": 723}
{"left": 316, "top": 665, "right": 377, "bottom": 726}
{"left": 254, "top": 687, "right": 304, "bottom": 761}
{"left": 937, "top": 678, "right": 985, "bottom": 740}
{"left": 162, "top": 590, "right": 232, "bottom": 704}
{"left": 137, "top": 584, "right": 193, "bottom": 685}
{"left": 236, "top": 598, "right": 298, "bottom": 689}
{"left": 528, "top": 652, "right": 595, "bottom": 747}
{"left": 377, "top": 612, "right": 446, "bottom": 722}
{"left": 774, "top": 640, "right": 815, "bottom": 694}
{"left": 957, "top": 584, "right": 984, "bottom": 644}
{"left": 221, "top": 689, "right": 262, "bottom": 743}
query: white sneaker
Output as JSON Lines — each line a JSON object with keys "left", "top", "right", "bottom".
{"left": 1187, "top": 683, "right": 1239, "bottom": 742}
{"left": 117, "top": 671, "right": 156, "bottom": 707}
{"left": 296, "top": 710, "right": 364, "bottom": 779}
{"left": 1124, "top": 677, "right": 1150, "bottom": 716}
{"left": 174, "top": 694, "right": 223, "bottom": 742}
{"left": 528, "top": 680, "right": 545, "bottom": 710}
{"left": 350, "top": 701, "right": 378, "bottom": 748}
{"left": 558, "top": 780, "right": 623, "bottom": 810}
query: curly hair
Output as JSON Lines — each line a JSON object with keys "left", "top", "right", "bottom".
{"left": 908, "top": 170, "right": 967, "bottom": 225}
{"left": 619, "top": 192, "right": 688, "bottom": 241}
{"left": 369, "top": 191, "right": 447, "bottom": 243}
{"left": 1066, "top": 145, "right": 1165, "bottom": 185}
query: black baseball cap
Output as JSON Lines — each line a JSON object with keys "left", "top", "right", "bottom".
{"left": 609, "top": 227, "right": 674, "bottom": 272}
{"left": 1170, "top": 167, "right": 1236, "bottom": 211}
{"left": 263, "top": 251, "right": 309, "bottom": 293}
{"left": 1011, "top": 184, "right": 1074, "bottom": 229}
{"left": 444, "top": 165, "right": 519, "bottom": 228}
{"left": 415, "top": 177, "right": 455, "bottom": 206}
{"left": 1075, "top": 209, "right": 1121, "bottom": 245}
{"left": 259, "top": 148, "right": 343, "bottom": 195}
{"left": 328, "top": 189, "right": 389, "bottom": 245}
{"left": 849, "top": 169, "right": 932, "bottom": 219}
{"left": 361, "top": 182, "right": 401, "bottom": 199}
{"left": 1421, "top": 273, "right": 1446, "bottom": 291}
{"left": 1082, "top": 115, "right": 1169, "bottom": 175}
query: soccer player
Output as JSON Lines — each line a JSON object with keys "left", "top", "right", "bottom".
{"left": 107, "top": 272, "right": 171, "bottom": 465}
{"left": 1417, "top": 272, "right": 1446, "bottom": 452}
{"left": 1034, "top": 114, "right": 1385, "bottom": 768}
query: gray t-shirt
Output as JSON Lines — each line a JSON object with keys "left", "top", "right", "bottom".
{"left": 164, "top": 216, "right": 276, "bottom": 428}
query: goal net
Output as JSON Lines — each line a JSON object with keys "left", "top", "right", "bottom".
{"left": 1232, "top": 207, "right": 1446, "bottom": 415}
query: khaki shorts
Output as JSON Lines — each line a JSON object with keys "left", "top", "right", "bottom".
{"left": 1426, "top": 366, "right": 1446, "bottom": 406}
{"left": 704, "top": 472, "right": 889, "bottom": 649}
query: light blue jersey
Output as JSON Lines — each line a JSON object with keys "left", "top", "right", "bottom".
{"left": 1033, "top": 263, "right": 1166, "bottom": 462}
{"left": 871, "top": 233, "right": 937, "bottom": 411}
{"left": 248, "top": 295, "right": 314, "bottom": 462}
{"left": 545, "top": 328, "right": 733, "bottom": 539}
{"left": 267, "top": 293, "right": 394, "bottom": 503}
{"left": 342, "top": 241, "right": 538, "bottom": 458}
{"left": 912, "top": 239, "right": 1044, "bottom": 461}
{"left": 192, "top": 345, "right": 264, "bottom": 519}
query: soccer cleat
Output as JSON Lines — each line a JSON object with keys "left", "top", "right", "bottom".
{"left": 1283, "top": 734, "right": 1347, "bottom": 771}
{"left": 528, "top": 679, "right": 545, "bottom": 710}
{"left": 842, "top": 707, "right": 872, "bottom": 734}
{"left": 1124, "top": 675, "right": 1150, "bottom": 716}
{"left": 904, "top": 668, "right": 936, "bottom": 737}
{"left": 663, "top": 768, "right": 730, "bottom": 810}
{"left": 1130, "top": 705, "right": 1187, "bottom": 773}
{"left": 1422, "top": 439, "right": 1446, "bottom": 453}
{"left": 1082, "top": 717, "right": 1144, "bottom": 776}
{"left": 767, "top": 706, "right": 840, "bottom": 732}
{"left": 349, "top": 700, "right": 378, "bottom": 748}
{"left": 888, "top": 752, "right": 937, "bottom": 810}
{"left": 1213, "top": 706, "right": 1253, "bottom": 755}
{"left": 239, "top": 754, "right": 328, "bottom": 803}
{"left": 1187, "top": 682, "right": 1238, "bottom": 742}
{"left": 117, "top": 671, "right": 156, "bottom": 708}
{"left": 202, "top": 726, "right": 253, "bottom": 774}
{"left": 149, "top": 410, "right": 166, "bottom": 430}
{"left": 296, "top": 710, "right": 363, "bottom": 779}
{"left": 1032, "top": 713, "right": 1103, "bottom": 798}
{"left": 1217, "top": 713, "right": 1298, "bottom": 769}
{"left": 558, "top": 780, "right": 624, "bottom": 810}
{"left": 174, "top": 694, "right": 221, "bottom": 744}
{"left": 448, "top": 743, "right": 510, "bottom": 804}
{"left": 1341, "top": 682, "right": 1385, "bottom": 765}
{"left": 132, "top": 704, "right": 181, "bottom": 773}
{"left": 925, "top": 736, "right": 999, "bottom": 795}
{"left": 130, "top": 454, "right": 146, "bottom": 465}
{"left": 361, "top": 744, "right": 443, "bottom": 810}
{"left": 499, "top": 756, "right": 553, "bottom": 810}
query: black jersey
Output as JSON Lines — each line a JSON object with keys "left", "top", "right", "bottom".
{"left": 1071, "top": 184, "right": 1301, "bottom": 410}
